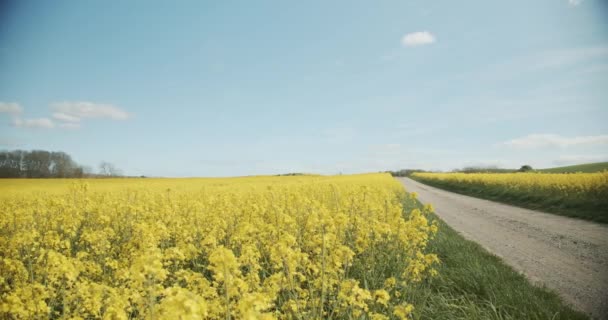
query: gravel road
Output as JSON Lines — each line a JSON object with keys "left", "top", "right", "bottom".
{"left": 399, "top": 177, "right": 608, "bottom": 319}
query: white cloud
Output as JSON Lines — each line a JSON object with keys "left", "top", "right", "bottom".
{"left": 51, "top": 101, "right": 130, "bottom": 121}
{"left": 401, "top": 31, "right": 436, "bottom": 47}
{"left": 3, "top": 101, "right": 129, "bottom": 130}
{"left": 503, "top": 134, "right": 608, "bottom": 149}
{"left": 0, "top": 102, "right": 22, "bottom": 115}
{"left": 13, "top": 117, "right": 55, "bottom": 129}
{"left": 568, "top": 0, "right": 583, "bottom": 6}
{"left": 52, "top": 112, "right": 81, "bottom": 123}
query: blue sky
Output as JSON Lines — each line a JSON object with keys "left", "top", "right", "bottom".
{"left": 1, "top": 0, "right": 607, "bottom": 177}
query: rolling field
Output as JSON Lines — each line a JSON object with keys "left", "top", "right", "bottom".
{"left": 411, "top": 172, "right": 608, "bottom": 223}
{"left": 0, "top": 174, "right": 587, "bottom": 319}
{"left": 538, "top": 162, "right": 608, "bottom": 173}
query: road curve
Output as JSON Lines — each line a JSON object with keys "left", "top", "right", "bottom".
{"left": 398, "top": 177, "right": 608, "bottom": 319}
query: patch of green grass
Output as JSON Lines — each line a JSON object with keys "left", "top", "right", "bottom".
{"left": 402, "top": 199, "right": 588, "bottom": 320}
{"left": 409, "top": 177, "right": 608, "bottom": 223}
{"left": 538, "top": 162, "right": 608, "bottom": 173}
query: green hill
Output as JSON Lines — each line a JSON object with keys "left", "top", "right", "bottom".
{"left": 538, "top": 162, "right": 608, "bottom": 173}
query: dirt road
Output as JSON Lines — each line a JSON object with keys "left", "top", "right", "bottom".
{"left": 399, "top": 177, "right": 608, "bottom": 319}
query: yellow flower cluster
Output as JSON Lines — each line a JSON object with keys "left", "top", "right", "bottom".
{"left": 0, "top": 174, "right": 438, "bottom": 319}
{"left": 412, "top": 171, "right": 608, "bottom": 201}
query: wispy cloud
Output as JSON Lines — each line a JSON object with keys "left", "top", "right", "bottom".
{"left": 13, "top": 117, "right": 55, "bottom": 129}
{"left": 51, "top": 101, "right": 130, "bottom": 122}
{"left": 52, "top": 112, "right": 80, "bottom": 123}
{"left": 401, "top": 31, "right": 436, "bottom": 47}
{"left": 4, "top": 101, "right": 130, "bottom": 130}
{"left": 568, "top": 0, "right": 583, "bottom": 6}
{"left": 503, "top": 134, "right": 608, "bottom": 149}
{"left": 0, "top": 102, "right": 22, "bottom": 115}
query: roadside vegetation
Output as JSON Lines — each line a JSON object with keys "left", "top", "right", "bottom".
{"left": 410, "top": 172, "right": 608, "bottom": 223}
{"left": 403, "top": 198, "right": 588, "bottom": 320}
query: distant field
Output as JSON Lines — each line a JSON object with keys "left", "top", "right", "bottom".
{"left": 538, "top": 162, "right": 608, "bottom": 173}
{"left": 411, "top": 172, "right": 608, "bottom": 223}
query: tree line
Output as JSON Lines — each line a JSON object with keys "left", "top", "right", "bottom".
{"left": 387, "top": 169, "right": 427, "bottom": 177}
{"left": 0, "top": 150, "right": 122, "bottom": 178}
{"left": 387, "top": 165, "right": 534, "bottom": 177}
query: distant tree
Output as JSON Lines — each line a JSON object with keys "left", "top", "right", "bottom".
{"left": 99, "top": 161, "right": 111, "bottom": 176}
{"left": 0, "top": 149, "right": 86, "bottom": 178}
{"left": 388, "top": 169, "right": 427, "bottom": 177}
{"left": 99, "top": 161, "right": 122, "bottom": 177}
{"left": 462, "top": 166, "right": 499, "bottom": 173}
{"left": 456, "top": 166, "right": 517, "bottom": 174}
{"left": 51, "top": 151, "right": 79, "bottom": 178}
{"left": 73, "top": 166, "right": 84, "bottom": 178}
{"left": 110, "top": 166, "right": 123, "bottom": 177}
{"left": 82, "top": 166, "right": 94, "bottom": 176}
{"left": 33, "top": 150, "right": 52, "bottom": 177}
{"left": 0, "top": 150, "right": 125, "bottom": 179}
{"left": 0, "top": 150, "right": 24, "bottom": 177}
{"left": 518, "top": 165, "right": 533, "bottom": 172}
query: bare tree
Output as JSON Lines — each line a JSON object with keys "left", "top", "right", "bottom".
{"left": 99, "top": 161, "right": 122, "bottom": 177}
{"left": 99, "top": 161, "right": 111, "bottom": 176}
{"left": 109, "top": 166, "right": 122, "bottom": 177}
{"left": 82, "top": 166, "right": 93, "bottom": 177}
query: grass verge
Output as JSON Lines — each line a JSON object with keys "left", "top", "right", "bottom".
{"left": 409, "top": 176, "right": 607, "bottom": 223}
{"left": 403, "top": 199, "right": 588, "bottom": 320}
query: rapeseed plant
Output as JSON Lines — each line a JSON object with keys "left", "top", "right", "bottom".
{"left": 0, "top": 174, "right": 438, "bottom": 319}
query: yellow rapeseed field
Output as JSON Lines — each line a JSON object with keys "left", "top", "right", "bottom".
{"left": 411, "top": 172, "right": 608, "bottom": 200}
{"left": 411, "top": 171, "right": 608, "bottom": 222}
{"left": 0, "top": 173, "right": 438, "bottom": 319}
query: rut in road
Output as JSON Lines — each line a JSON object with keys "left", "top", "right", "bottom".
{"left": 398, "top": 177, "right": 608, "bottom": 320}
